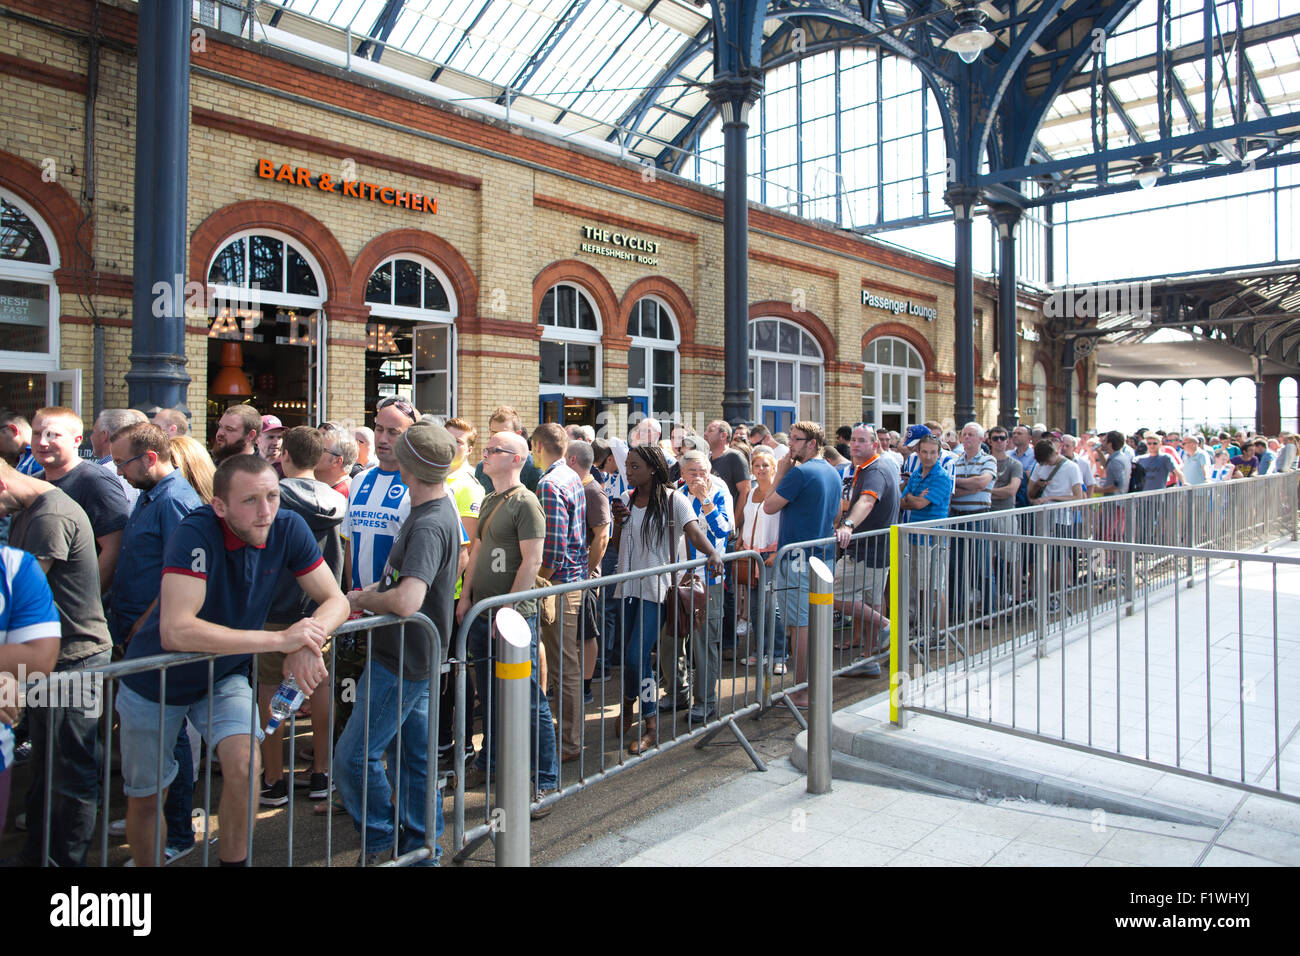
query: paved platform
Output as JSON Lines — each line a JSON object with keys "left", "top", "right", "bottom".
{"left": 549, "top": 754, "right": 1300, "bottom": 866}
{"left": 553, "top": 538, "right": 1300, "bottom": 867}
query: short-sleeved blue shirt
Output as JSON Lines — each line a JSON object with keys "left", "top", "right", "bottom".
{"left": 109, "top": 469, "right": 203, "bottom": 644}
{"left": 1, "top": 546, "right": 61, "bottom": 771}
{"left": 904, "top": 464, "right": 953, "bottom": 522}
{"left": 122, "top": 505, "right": 323, "bottom": 704}
{"left": 775, "top": 458, "right": 843, "bottom": 561}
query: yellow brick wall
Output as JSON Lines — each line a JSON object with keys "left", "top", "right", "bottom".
{"left": 0, "top": 10, "right": 1089, "bottom": 440}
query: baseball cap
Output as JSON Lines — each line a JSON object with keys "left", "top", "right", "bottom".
{"left": 395, "top": 420, "right": 456, "bottom": 484}
{"left": 260, "top": 414, "right": 284, "bottom": 434}
{"left": 904, "top": 424, "right": 931, "bottom": 445}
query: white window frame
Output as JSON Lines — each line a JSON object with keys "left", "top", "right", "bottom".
{"left": 1028, "top": 361, "right": 1049, "bottom": 425}
{"left": 748, "top": 316, "right": 824, "bottom": 425}
{"left": 206, "top": 230, "right": 328, "bottom": 422}
{"left": 626, "top": 295, "right": 680, "bottom": 421}
{"left": 364, "top": 254, "right": 458, "bottom": 417}
{"left": 0, "top": 189, "right": 61, "bottom": 372}
{"left": 538, "top": 282, "right": 602, "bottom": 399}
{"left": 861, "top": 336, "right": 925, "bottom": 433}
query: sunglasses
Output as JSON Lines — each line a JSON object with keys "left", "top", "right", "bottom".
{"left": 112, "top": 452, "right": 147, "bottom": 469}
{"left": 377, "top": 397, "right": 417, "bottom": 421}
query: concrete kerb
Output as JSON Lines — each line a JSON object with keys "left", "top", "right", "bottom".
{"left": 790, "top": 694, "right": 1225, "bottom": 828}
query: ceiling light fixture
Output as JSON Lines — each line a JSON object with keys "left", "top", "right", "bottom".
{"left": 1134, "top": 156, "right": 1160, "bottom": 189}
{"left": 943, "top": 7, "right": 996, "bottom": 64}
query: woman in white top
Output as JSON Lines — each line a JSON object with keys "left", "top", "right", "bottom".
{"left": 610, "top": 444, "right": 723, "bottom": 755}
{"left": 736, "top": 447, "right": 787, "bottom": 669}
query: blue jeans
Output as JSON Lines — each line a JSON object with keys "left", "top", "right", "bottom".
{"left": 749, "top": 584, "right": 787, "bottom": 660}
{"left": 163, "top": 725, "right": 194, "bottom": 850}
{"left": 22, "top": 649, "right": 110, "bottom": 867}
{"left": 621, "top": 598, "right": 661, "bottom": 716}
{"left": 599, "top": 546, "right": 620, "bottom": 665}
{"left": 467, "top": 613, "right": 558, "bottom": 791}
{"left": 335, "top": 659, "right": 442, "bottom": 861}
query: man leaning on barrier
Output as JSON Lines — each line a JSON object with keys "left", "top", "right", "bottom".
{"left": 833, "top": 425, "right": 898, "bottom": 677}
{"left": 339, "top": 422, "right": 466, "bottom": 866}
{"left": 115, "top": 455, "right": 348, "bottom": 867}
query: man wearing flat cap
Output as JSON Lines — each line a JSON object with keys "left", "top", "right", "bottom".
{"left": 336, "top": 420, "right": 468, "bottom": 866}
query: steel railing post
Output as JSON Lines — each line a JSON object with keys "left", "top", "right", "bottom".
{"left": 806, "top": 556, "right": 834, "bottom": 794}
{"left": 891, "top": 525, "right": 909, "bottom": 728}
{"left": 494, "top": 608, "right": 532, "bottom": 867}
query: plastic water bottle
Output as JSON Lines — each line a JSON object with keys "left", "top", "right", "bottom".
{"left": 265, "top": 676, "right": 305, "bottom": 734}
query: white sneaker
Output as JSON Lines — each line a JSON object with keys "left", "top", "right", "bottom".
{"left": 108, "top": 818, "right": 127, "bottom": 836}
{"left": 123, "top": 843, "right": 195, "bottom": 867}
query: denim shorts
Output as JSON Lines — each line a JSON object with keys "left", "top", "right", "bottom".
{"left": 775, "top": 551, "right": 835, "bottom": 628}
{"left": 116, "top": 674, "right": 264, "bottom": 798}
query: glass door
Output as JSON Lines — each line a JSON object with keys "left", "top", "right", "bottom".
{"left": 46, "top": 369, "right": 81, "bottom": 414}
{"left": 414, "top": 324, "right": 452, "bottom": 418}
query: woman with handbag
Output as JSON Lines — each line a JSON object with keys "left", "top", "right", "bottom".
{"left": 738, "top": 446, "right": 786, "bottom": 671}
{"left": 610, "top": 445, "right": 724, "bottom": 755}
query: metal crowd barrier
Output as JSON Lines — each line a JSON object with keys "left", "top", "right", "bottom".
{"left": 13, "top": 471, "right": 1296, "bottom": 865}
{"left": 11, "top": 613, "right": 440, "bottom": 867}
{"left": 892, "top": 530, "right": 1300, "bottom": 802}
{"left": 450, "top": 549, "right": 768, "bottom": 862}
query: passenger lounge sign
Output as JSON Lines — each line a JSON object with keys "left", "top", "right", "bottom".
{"left": 256, "top": 159, "right": 437, "bottom": 214}
{"left": 862, "top": 289, "right": 937, "bottom": 322}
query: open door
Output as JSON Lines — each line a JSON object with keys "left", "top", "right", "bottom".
{"left": 46, "top": 369, "right": 82, "bottom": 415}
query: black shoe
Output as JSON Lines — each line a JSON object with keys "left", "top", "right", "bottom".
{"left": 657, "top": 694, "right": 688, "bottom": 710}
{"left": 294, "top": 771, "right": 333, "bottom": 800}
{"left": 259, "top": 778, "right": 289, "bottom": 807}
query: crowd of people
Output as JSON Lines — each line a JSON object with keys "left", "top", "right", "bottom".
{"left": 0, "top": 397, "right": 1295, "bottom": 867}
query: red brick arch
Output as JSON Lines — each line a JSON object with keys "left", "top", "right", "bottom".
{"left": 619, "top": 276, "right": 696, "bottom": 346}
{"left": 533, "top": 259, "right": 624, "bottom": 348}
{"left": 861, "top": 322, "right": 937, "bottom": 372}
{"left": 189, "top": 200, "right": 351, "bottom": 299}
{"left": 349, "top": 229, "right": 479, "bottom": 321}
{"left": 749, "top": 301, "right": 837, "bottom": 363}
{"left": 0, "top": 149, "right": 92, "bottom": 276}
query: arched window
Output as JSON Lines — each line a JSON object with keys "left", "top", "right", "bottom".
{"left": 364, "top": 256, "right": 457, "bottom": 418}
{"left": 862, "top": 336, "right": 924, "bottom": 435}
{"left": 206, "top": 231, "right": 326, "bottom": 436}
{"left": 748, "top": 317, "right": 823, "bottom": 433}
{"left": 538, "top": 282, "right": 601, "bottom": 426}
{"left": 626, "top": 296, "right": 678, "bottom": 420}
{"left": 0, "top": 191, "right": 71, "bottom": 415}
{"left": 1028, "top": 362, "right": 1049, "bottom": 426}
{"left": 1281, "top": 377, "right": 1298, "bottom": 434}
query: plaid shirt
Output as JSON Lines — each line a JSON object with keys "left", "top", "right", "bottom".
{"left": 538, "top": 460, "right": 588, "bottom": 583}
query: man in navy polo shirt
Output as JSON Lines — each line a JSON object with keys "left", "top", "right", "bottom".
{"left": 116, "top": 455, "right": 349, "bottom": 867}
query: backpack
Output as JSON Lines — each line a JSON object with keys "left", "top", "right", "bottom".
{"left": 1127, "top": 457, "right": 1146, "bottom": 494}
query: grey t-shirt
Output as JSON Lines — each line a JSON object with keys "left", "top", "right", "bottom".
{"left": 372, "top": 496, "right": 461, "bottom": 681}
{"left": 1104, "top": 448, "right": 1132, "bottom": 493}
{"left": 8, "top": 489, "right": 111, "bottom": 665}
{"left": 47, "top": 460, "right": 131, "bottom": 542}
{"left": 710, "top": 448, "right": 749, "bottom": 510}
{"left": 615, "top": 488, "right": 698, "bottom": 603}
{"left": 1140, "top": 453, "right": 1179, "bottom": 491}
{"left": 990, "top": 456, "right": 1023, "bottom": 512}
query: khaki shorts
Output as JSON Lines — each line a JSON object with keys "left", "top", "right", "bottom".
{"left": 832, "top": 556, "right": 889, "bottom": 605}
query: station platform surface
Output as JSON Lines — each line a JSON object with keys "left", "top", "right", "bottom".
{"left": 553, "top": 539, "right": 1300, "bottom": 867}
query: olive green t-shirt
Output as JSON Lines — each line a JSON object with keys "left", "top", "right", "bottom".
{"left": 470, "top": 486, "right": 547, "bottom": 620}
